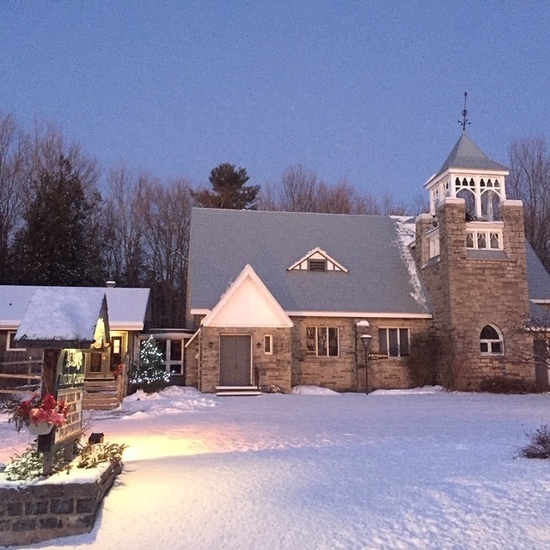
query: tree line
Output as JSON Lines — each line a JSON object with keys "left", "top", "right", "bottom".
{"left": 1, "top": 111, "right": 548, "bottom": 327}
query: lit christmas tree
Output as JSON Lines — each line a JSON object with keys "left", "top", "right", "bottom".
{"left": 129, "top": 336, "right": 170, "bottom": 393}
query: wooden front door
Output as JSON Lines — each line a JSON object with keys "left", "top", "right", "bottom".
{"left": 85, "top": 351, "right": 109, "bottom": 379}
{"left": 219, "top": 335, "right": 251, "bottom": 386}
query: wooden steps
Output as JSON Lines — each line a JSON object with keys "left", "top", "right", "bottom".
{"left": 215, "top": 385, "right": 262, "bottom": 397}
{"left": 83, "top": 380, "right": 122, "bottom": 410}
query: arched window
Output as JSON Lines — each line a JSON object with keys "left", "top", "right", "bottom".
{"left": 457, "top": 188, "right": 476, "bottom": 220}
{"left": 480, "top": 325, "right": 503, "bottom": 355}
{"left": 481, "top": 189, "right": 501, "bottom": 221}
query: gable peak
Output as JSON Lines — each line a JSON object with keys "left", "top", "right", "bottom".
{"left": 288, "top": 247, "right": 348, "bottom": 273}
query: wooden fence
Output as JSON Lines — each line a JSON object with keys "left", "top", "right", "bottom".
{"left": 0, "top": 360, "right": 43, "bottom": 395}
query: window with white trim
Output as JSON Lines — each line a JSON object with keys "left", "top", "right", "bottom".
{"left": 306, "top": 327, "right": 339, "bottom": 357}
{"left": 466, "top": 230, "right": 502, "bottom": 250}
{"left": 6, "top": 331, "right": 25, "bottom": 352}
{"left": 378, "top": 328, "right": 410, "bottom": 357}
{"left": 142, "top": 337, "right": 185, "bottom": 375}
{"left": 480, "top": 325, "right": 503, "bottom": 355}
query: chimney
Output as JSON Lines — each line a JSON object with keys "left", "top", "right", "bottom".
{"left": 106, "top": 281, "right": 116, "bottom": 288}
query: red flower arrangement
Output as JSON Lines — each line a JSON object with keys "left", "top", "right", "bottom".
{"left": 110, "top": 363, "right": 124, "bottom": 379}
{"left": 8, "top": 393, "right": 67, "bottom": 432}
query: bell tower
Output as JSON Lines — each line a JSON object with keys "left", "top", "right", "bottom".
{"left": 415, "top": 126, "right": 534, "bottom": 389}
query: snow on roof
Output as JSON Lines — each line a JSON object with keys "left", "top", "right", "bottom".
{"left": 15, "top": 287, "right": 106, "bottom": 346}
{"left": 105, "top": 287, "right": 150, "bottom": 330}
{"left": 392, "top": 216, "right": 430, "bottom": 310}
{"left": 0, "top": 286, "right": 149, "bottom": 330}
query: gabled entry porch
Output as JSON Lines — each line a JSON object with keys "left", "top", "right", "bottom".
{"left": 215, "top": 335, "right": 261, "bottom": 396}
{"left": 187, "top": 265, "right": 293, "bottom": 394}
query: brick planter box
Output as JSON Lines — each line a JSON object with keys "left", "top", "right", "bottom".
{"left": 0, "top": 461, "right": 122, "bottom": 547}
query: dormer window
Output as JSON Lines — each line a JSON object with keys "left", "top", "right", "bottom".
{"left": 288, "top": 247, "right": 348, "bottom": 273}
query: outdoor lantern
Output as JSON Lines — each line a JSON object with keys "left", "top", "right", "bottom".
{"left": 360, "top": 334, "right": 372, "bottom": 394}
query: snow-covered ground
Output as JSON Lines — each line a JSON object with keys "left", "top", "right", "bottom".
{"left": 1, "top": 386, "right": 550, "bottom": 549}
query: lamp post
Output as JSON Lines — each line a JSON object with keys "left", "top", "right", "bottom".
{"left": 360, "top": 334, "right": 372, "bottom": 394}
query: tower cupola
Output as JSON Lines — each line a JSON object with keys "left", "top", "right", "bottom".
{"left": 424, "top": 133, "right": 509, "bottom": 221}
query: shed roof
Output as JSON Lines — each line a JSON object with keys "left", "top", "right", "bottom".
{"left": 188, "top": 208, "right": 431, "bottom": 317}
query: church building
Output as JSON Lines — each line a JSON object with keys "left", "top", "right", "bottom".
{"left": 185, "top": 132, "right": 550, "bottom": 394}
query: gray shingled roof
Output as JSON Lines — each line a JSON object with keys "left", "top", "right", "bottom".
{"left": 188, "top": 208, "right": 431, "bottom": 316}
{"left": 527, "top": 244, "right": 550, "bottom": 301}
{"left": 435, "top": 133, "right": 508, "bottom": 178}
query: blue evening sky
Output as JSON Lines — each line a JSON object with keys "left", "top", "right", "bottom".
{"left": 1, "top": 1, "right": 549, "bottom": 203}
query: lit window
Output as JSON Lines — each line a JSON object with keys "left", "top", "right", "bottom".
{"left": 378, "top": 328, "right": 410, "bottom": 357}
{"left": 305, "top": 327, "right": 339, "bottom": 357}
{"left": 480, "top": 325, "right": 503, "bottom": 355}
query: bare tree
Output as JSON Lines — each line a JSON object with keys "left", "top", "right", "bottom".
{"left": 271, "top": 164, "right": 412, "bottom": 216}
{"left": 136, "top": 176, "right": 193, "bottom": 327}
{"left": 317, "top": 180, "right": 364, "bottom": 214}
{"left": 508, "top": 136, "right": 550, "bottom": 271}
{"left": 256, "top": 181, "right": 279, "bottom": 211}
{"left": 380, "top": 192, "right": 408, "bottom": 216}
{"left": 25, "top": 122, "right": 100, "bottom": 200}
{"left": 278, "top": 165, "right": 320, "bottom": 212}
{"left": 102, "top": 163, "right": 146, "bottom": 287}
{"left": 0, "top": 113, "right": 27, "bottom": 280}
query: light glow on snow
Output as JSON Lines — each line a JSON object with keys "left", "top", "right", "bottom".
{"left": 1, "top": 385, "right": 550, "bottom": 549}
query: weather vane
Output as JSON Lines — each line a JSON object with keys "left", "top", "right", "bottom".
{"left": 459, "top": 91, "right": 471, "bottom": 132}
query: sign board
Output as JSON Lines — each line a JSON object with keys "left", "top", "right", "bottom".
{"left": 56, "top": 349, "right": 85, "bottom": 388}
{"left": 55, "top": 387, "right": 83, "bottom": 445}
{"left": 53, "top": 350, "right": 84, "bottom": 446}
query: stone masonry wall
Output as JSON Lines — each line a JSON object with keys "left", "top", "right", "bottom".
{"left": 418, "top": 198, "right": 534, "bottom": 390}
{"left": 290, "top": 317, "right": 357, "bottom": 391}
{"left": 291, "top": 316, "right": 430, "bottom": 392}
{"left": 0, "top": 461, "right": 121, "bottom": 547}
{"left": 184, "top": 337, "right": 199, "bottom": 387}
{"left": 198, "top": 326, "right": 292, "bottom": 393}
{"left": 361, "top": 317, "right": 430, "bottom": 391}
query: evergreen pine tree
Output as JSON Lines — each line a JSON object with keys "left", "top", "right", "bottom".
{"left": 130, "top": 336, "right": 169, "bottom": 393}
{"left": 8, "top": 156, "right": 105, "bottom": 285}
{"left": 191, "top": 163, "right": 260, "bottom": 209}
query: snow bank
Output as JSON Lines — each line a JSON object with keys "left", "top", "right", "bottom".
{"left": 119, "top": 386, "right": 217, "bottom": 418}
{"left": 291, "top": 385, "right": 340, "bottom": 395}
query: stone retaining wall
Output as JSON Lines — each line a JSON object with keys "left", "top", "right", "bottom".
{"left": 0, "top": 461, "right": 121, "bottom": 547}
